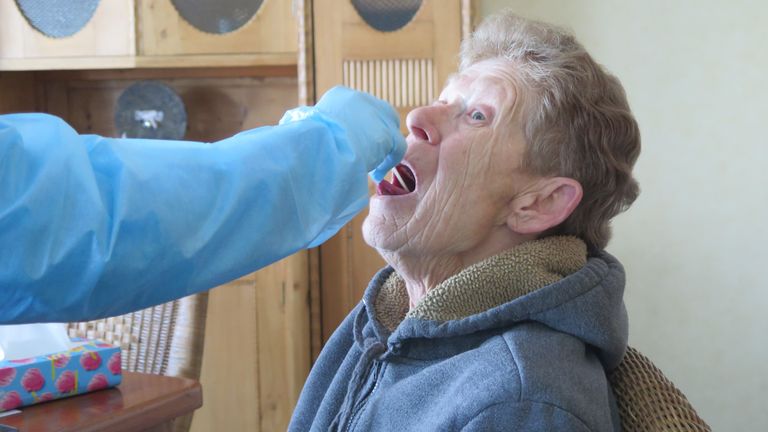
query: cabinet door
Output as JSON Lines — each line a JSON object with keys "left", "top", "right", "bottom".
{"left": 0, "top": 0, "right": 135, "bottom": 70}
{"left": 137, "top": 0, "right": 298, "bottom": 62}
{"left": 313, "top": 0, "right": 463, "bottom": 342}
{"left": 192, "top": 253, "right": 311, "bottom": 432}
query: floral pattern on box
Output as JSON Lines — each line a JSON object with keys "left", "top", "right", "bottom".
{"left": 0, "top": 338, "right": 122, "bottom": 411}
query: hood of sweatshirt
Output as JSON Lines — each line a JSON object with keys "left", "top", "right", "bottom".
{"left": 359, "top": 235, "right": 628, "bottom": 371}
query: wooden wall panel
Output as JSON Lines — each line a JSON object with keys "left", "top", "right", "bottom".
{"left": 254, "top": 252, "right": 310, "bottom": 430}
{"left": 192, "top": 274, "right": 262, "bottom": 432}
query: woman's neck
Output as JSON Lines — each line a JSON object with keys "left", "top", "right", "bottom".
{"left": 386, "top": 254, "right": 463, "bottom": 309}
{"left": 382, "top": 228, "right": 533, "bottom": 309}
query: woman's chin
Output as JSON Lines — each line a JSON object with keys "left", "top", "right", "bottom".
{"left": 362, "top": 214, "right": 405, "bottom": 253}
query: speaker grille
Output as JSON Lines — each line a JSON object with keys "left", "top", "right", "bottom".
{"left": 170, "top": 0, "right": 263, "bottom": 34}
{"left": 15, "top": 0, "right": 100, "bottom": 38}
{"left": 351, "top": 0, "right": 422, "bottom": 32}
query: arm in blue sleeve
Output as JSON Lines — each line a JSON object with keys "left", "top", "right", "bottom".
{"left": 0, "top": 111, "right": 379, "bottom": 323}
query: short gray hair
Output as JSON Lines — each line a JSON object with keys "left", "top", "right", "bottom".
{"left": 460, "top": 10, "right": 641, "bottom": 251}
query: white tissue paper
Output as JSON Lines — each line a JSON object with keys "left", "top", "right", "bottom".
{"left": 0, "top": 323, "right": 73, "bottom": 362}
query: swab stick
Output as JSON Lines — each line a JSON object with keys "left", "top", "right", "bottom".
{"left": 392, "top": 167, "right": 409, "bottom": 192}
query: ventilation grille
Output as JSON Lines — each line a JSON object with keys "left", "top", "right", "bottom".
{"left": 343, "top": 59, "right": 435, "bottom": 108}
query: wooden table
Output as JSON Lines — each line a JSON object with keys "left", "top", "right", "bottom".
{"left": 0, "top": 371, "right": 202, "bottom": 432}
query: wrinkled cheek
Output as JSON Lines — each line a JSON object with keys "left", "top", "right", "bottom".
{"left": 471, "top": 152, "right": 499, "bottom": 180}
{"left": 419, "top": 192, "right": 467, "bottom": 235}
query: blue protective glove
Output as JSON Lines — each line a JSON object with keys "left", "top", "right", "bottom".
{"left": 280, "top": 86, "right": 406, "bottom": 183}
{"left": 0, "top": 91, "right": 403, "bottom": 323}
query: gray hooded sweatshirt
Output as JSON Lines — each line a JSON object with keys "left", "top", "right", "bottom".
{"left": 288, "top": 236, "right": 627, "bottom": 431}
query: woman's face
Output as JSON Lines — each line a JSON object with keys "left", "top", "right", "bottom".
{"left": 363, "top": 59, "right": 537, "bottom": 258}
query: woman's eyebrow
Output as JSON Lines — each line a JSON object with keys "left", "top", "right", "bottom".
{"left": 458, "top": 97, "right": 468, "bottom": 114}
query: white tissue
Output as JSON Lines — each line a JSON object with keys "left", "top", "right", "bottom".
{"left": 0, "top": 323, "right": 73, "bottom": 362}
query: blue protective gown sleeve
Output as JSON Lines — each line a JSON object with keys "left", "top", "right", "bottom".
{"left": 0, "top": 88, "right": 405, "bottom": 323}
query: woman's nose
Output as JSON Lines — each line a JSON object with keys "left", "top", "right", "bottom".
{"left": 405, "top": 105, "right": 443, "bottom": 146}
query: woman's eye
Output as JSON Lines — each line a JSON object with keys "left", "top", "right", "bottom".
{"left": 470, "top": 111, "right": 486, "bottom": 121}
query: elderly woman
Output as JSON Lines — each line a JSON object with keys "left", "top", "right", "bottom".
{"left": 290, "top": 10, "right": 640, "bottom": 432}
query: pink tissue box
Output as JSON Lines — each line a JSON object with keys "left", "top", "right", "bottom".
{"left": 0, "top": 337, "right": 122, "bottom": 412}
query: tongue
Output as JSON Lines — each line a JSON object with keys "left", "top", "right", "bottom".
{"left": 377, "top": 179, "right": 409, "bottom": 196}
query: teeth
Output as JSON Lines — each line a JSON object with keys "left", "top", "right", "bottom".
{"left": 392, "top": 167, "right": 409, "bottom": 192}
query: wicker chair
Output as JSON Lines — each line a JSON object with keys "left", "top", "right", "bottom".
{"left": 610, "top": 346, "right": 711, "bottom": 431}
{"left": 67, "top": 293, "right": 208, "bottom": 432}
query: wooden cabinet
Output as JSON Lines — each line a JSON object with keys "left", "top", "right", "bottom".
{"left": 0, "top": 0, "right": 298, "bottom": 70}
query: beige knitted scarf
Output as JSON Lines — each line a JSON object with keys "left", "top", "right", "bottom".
{"left": 374, "top": 236, "right": 588, "bottom": 331}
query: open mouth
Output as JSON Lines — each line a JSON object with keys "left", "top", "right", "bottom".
{"left": 377, "top": 163, "right": 416, "bottom": 196}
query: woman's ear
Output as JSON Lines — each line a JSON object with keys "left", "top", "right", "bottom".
{"left": 506, "top": 177, "right": 583, "bottom": 235}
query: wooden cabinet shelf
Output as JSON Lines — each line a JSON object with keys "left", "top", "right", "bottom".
{"left": 0, "top": 53, "right": 299, "bottom": 72}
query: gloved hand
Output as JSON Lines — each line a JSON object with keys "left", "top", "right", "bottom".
{"left": 280, "top": 86, "right": 406, "bottom": 183}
